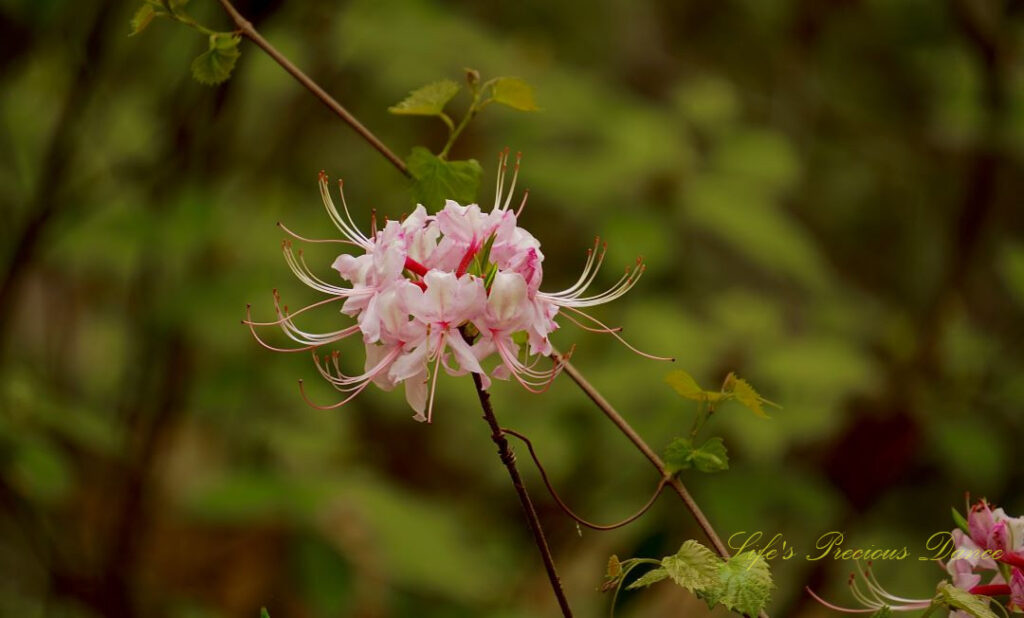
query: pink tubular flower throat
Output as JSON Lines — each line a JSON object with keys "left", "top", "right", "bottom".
{"left": 244, "top": 150, "right": 671, "bottom": 422}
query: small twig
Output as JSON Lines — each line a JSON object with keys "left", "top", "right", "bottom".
{"left": 502, "top": 427, "right": 668, "bottom": 531}
{"left": 471, "top": 374, "right": 574, "bottom": 617}
{"left": 215, "top": 0, "right": 410, "bottom": 177}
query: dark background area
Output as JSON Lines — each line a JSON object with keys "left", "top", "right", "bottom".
{"left": 1, "top": 0, "right": 1023, "bottom": 616}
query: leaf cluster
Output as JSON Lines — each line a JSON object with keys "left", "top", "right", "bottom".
{"left": 130, "top": 0, "right": 242, "bottom": 85}
{"left": 660, "top": 370, "right": 778, "bottom": 475}
{"left": 388, "top": 71, "right": 539, "bottom": 210}
{"left": 605, "top": 541, "right": 774, "bottom": 617}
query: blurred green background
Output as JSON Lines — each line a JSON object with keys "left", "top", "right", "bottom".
{"left": 2, "top": 0, "right": 1023, "bottom": 616}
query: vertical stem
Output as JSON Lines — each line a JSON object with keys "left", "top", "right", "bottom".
{"left": 471, "top": 373, "right": 574, "bottom": 618}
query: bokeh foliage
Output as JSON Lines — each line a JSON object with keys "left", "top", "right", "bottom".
{"left": 1, "top": 0, "right": 1022, "bottom": 616}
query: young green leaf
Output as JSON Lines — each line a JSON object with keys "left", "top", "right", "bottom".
{"left": 260, "top": 608, "right": 270, "bottom": 618}
{"left": 665, "top": 370, "right": 705, "bottom": 400}
{"left": 690, "top": 437, "right": 729, "bottom": 473}
{"left": 952, "top": 507, "right": 970, "bottom": 535}
{"left": 663, "top": 437, "right": 729, "bottom": 473}
{"left": 491, "top": 77, "right": 540, "bottom": 111}
{"left": 129, "top": 3, "right": 157, "bottom": 36}
{"left": 936, "top": 581, "right": 998, "bottom": 618}
{"left": 661, "top": 540, "right": 722, "bottom": 592}
{"left": 727, "top": 374, "right": 774, "bottom": 418}
{"left": 700, "top": 551, "right": 774, "bottom": 617}
{"left": 389, "top": 80, "right": 461, "bottom": 117}
{"left": 626, "top": 567, "right": 669, "bottom": 590}
{"left": 406, "top": 146, "right": 482, "bottom": 210}
{"left": 191, "top": 34, "right": 241, "bottom": 85}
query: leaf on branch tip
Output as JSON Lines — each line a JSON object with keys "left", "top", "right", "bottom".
{"left": 389, "top": 80, "right": 461, "bottom": 117}
{"left": 129, "top": 4, "right": 156, "bottom": 36}
{"left": 700, "top": 551, "right": 774, "bottom": 617}
{"left": 937, "top": 581, "right": 998, "bottom": 618}
{"left": 661, "top": 540, "right": 722, "bottom": 592}
{"left": 191, "top": 34, "right": 241, "bottom": 86}
{"left": 664, "top": 369, "right": 720, "bottom": 403}
{"left": 663, "top": 437, "right": 729, "bottom": 473}
{"left": 406, "top": 146, "right": 482, "bottom": 210}
{"left": 626, "top": 567, "right": 669, "bottom": 590}
{"left": 491, "top": 77, "right": 540, "bottom": 111}
{"left": 260, "top": 609, "right": 270, "bottom": 618}
{"left": 726, "top": 373, "right": 776, "bottom": 418}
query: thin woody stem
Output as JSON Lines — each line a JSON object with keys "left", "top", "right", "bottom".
{"left": 502, "top": 427, "right": 669, "bottom": 531}
{"left": 471, "top": 373, "right": 574, "bottom": 617}
{"left": 215, "top": 0, "right": 410, "bottom": 177}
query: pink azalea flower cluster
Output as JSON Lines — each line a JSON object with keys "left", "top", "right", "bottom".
{"left": 246, "top": 153, "right": 667, "bottom": 423}
{"left": 946, "top": 499, "right": 1024, "bottom": 615}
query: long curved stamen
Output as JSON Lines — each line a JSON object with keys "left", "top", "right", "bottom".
{"left": 541, "top": 258, "right": 644, "bottom": 307}
{"left": 282, "top": 241, "right": 364, "bottom": 297}
{"left": 557, "top": 311, "right": 622, "bottom": 334}
{"left": 515, "top": 188, "right": 530, "bottom": 218}
{"left": 560, "top": 306, "right": 674, "bottom": 361}
{"left": 312, "top": 347, "right": 398, "bottom": 388}
{"left": 495, "top": 339, "right": 565, "bottom": 393}
{"left": 425, "top": 333, "right": 446, "bottom": 423}
{"left": 859, "top": 562, "right": 924, "bottom": 605}
{"left": 244, "top": 292, "right": 344, "bottom": 326}
{"left": 336, "top": 179, "right": 371, "bottom": 246}
{"left": 542, "top": 239, "right": 604, "bottom": 299}
{"left": 299, "top": 347, "right": 402, "bottom": 409}
{"left": 804, "top": 587, "right": 875, "bottom": 614}
{"left": 318, "top": 171, "right": 372, "bottom": 249}
{"left": 493, "top": 148, "right": 509, "bottom": 211}
{"left": 502, "top": 152, "right": 522, "bottom": 212}
{"left": 244, "top": 305, "right": 316, "bottom": 353}
{"left": 277, "top": 221, "right": 362, "bottom": 246}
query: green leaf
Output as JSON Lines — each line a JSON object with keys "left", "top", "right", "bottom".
{"left": 129, "top": 4, "right": 156, "bottom": 36}
{"left": 665, "top": 369, "right": 703, "bottom": 399}
{"left": 871, "top": 608, "right": 893, "bottom": 618}
{"left": 726, "top": 373, "right": 775, "bottom": 418}
{"left": 700, "top": 551, "right": 774, "bottom": 617}
{"left": 406, "top": 146, "right": 483, "bottom": 210}
{"left": 663, "top": 437, "right": 729, "bottom": 473}
{"left": 661, "top": 540, "right": 723, "bottom": 592}
{"left": 952, "top": 507, "right": 970, "bottom": 535}
{"left": 389, "top": 80, "right": 461, "bottom": 116}
{"left": 191, "top": 34, "right": 241, "bottom": 86}
{"left": 626, "top": 567, "right": 669, "bottom": 590}
{"left": 260, "top": 608, "right": 270, "bottom": 618}
{"left": 491, "top": 77, "right": 540, "bottom": 111}
{"left": 936, "top": 581, "right": 998, "bottom": 618}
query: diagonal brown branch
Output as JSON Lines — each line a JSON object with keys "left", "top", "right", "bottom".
{"left": 216, "top": 0, "right": 410, "bottom": 176}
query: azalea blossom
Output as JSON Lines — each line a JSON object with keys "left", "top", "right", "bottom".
{"left": 245, "top": 151, "right": 670, "bottom": 422}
